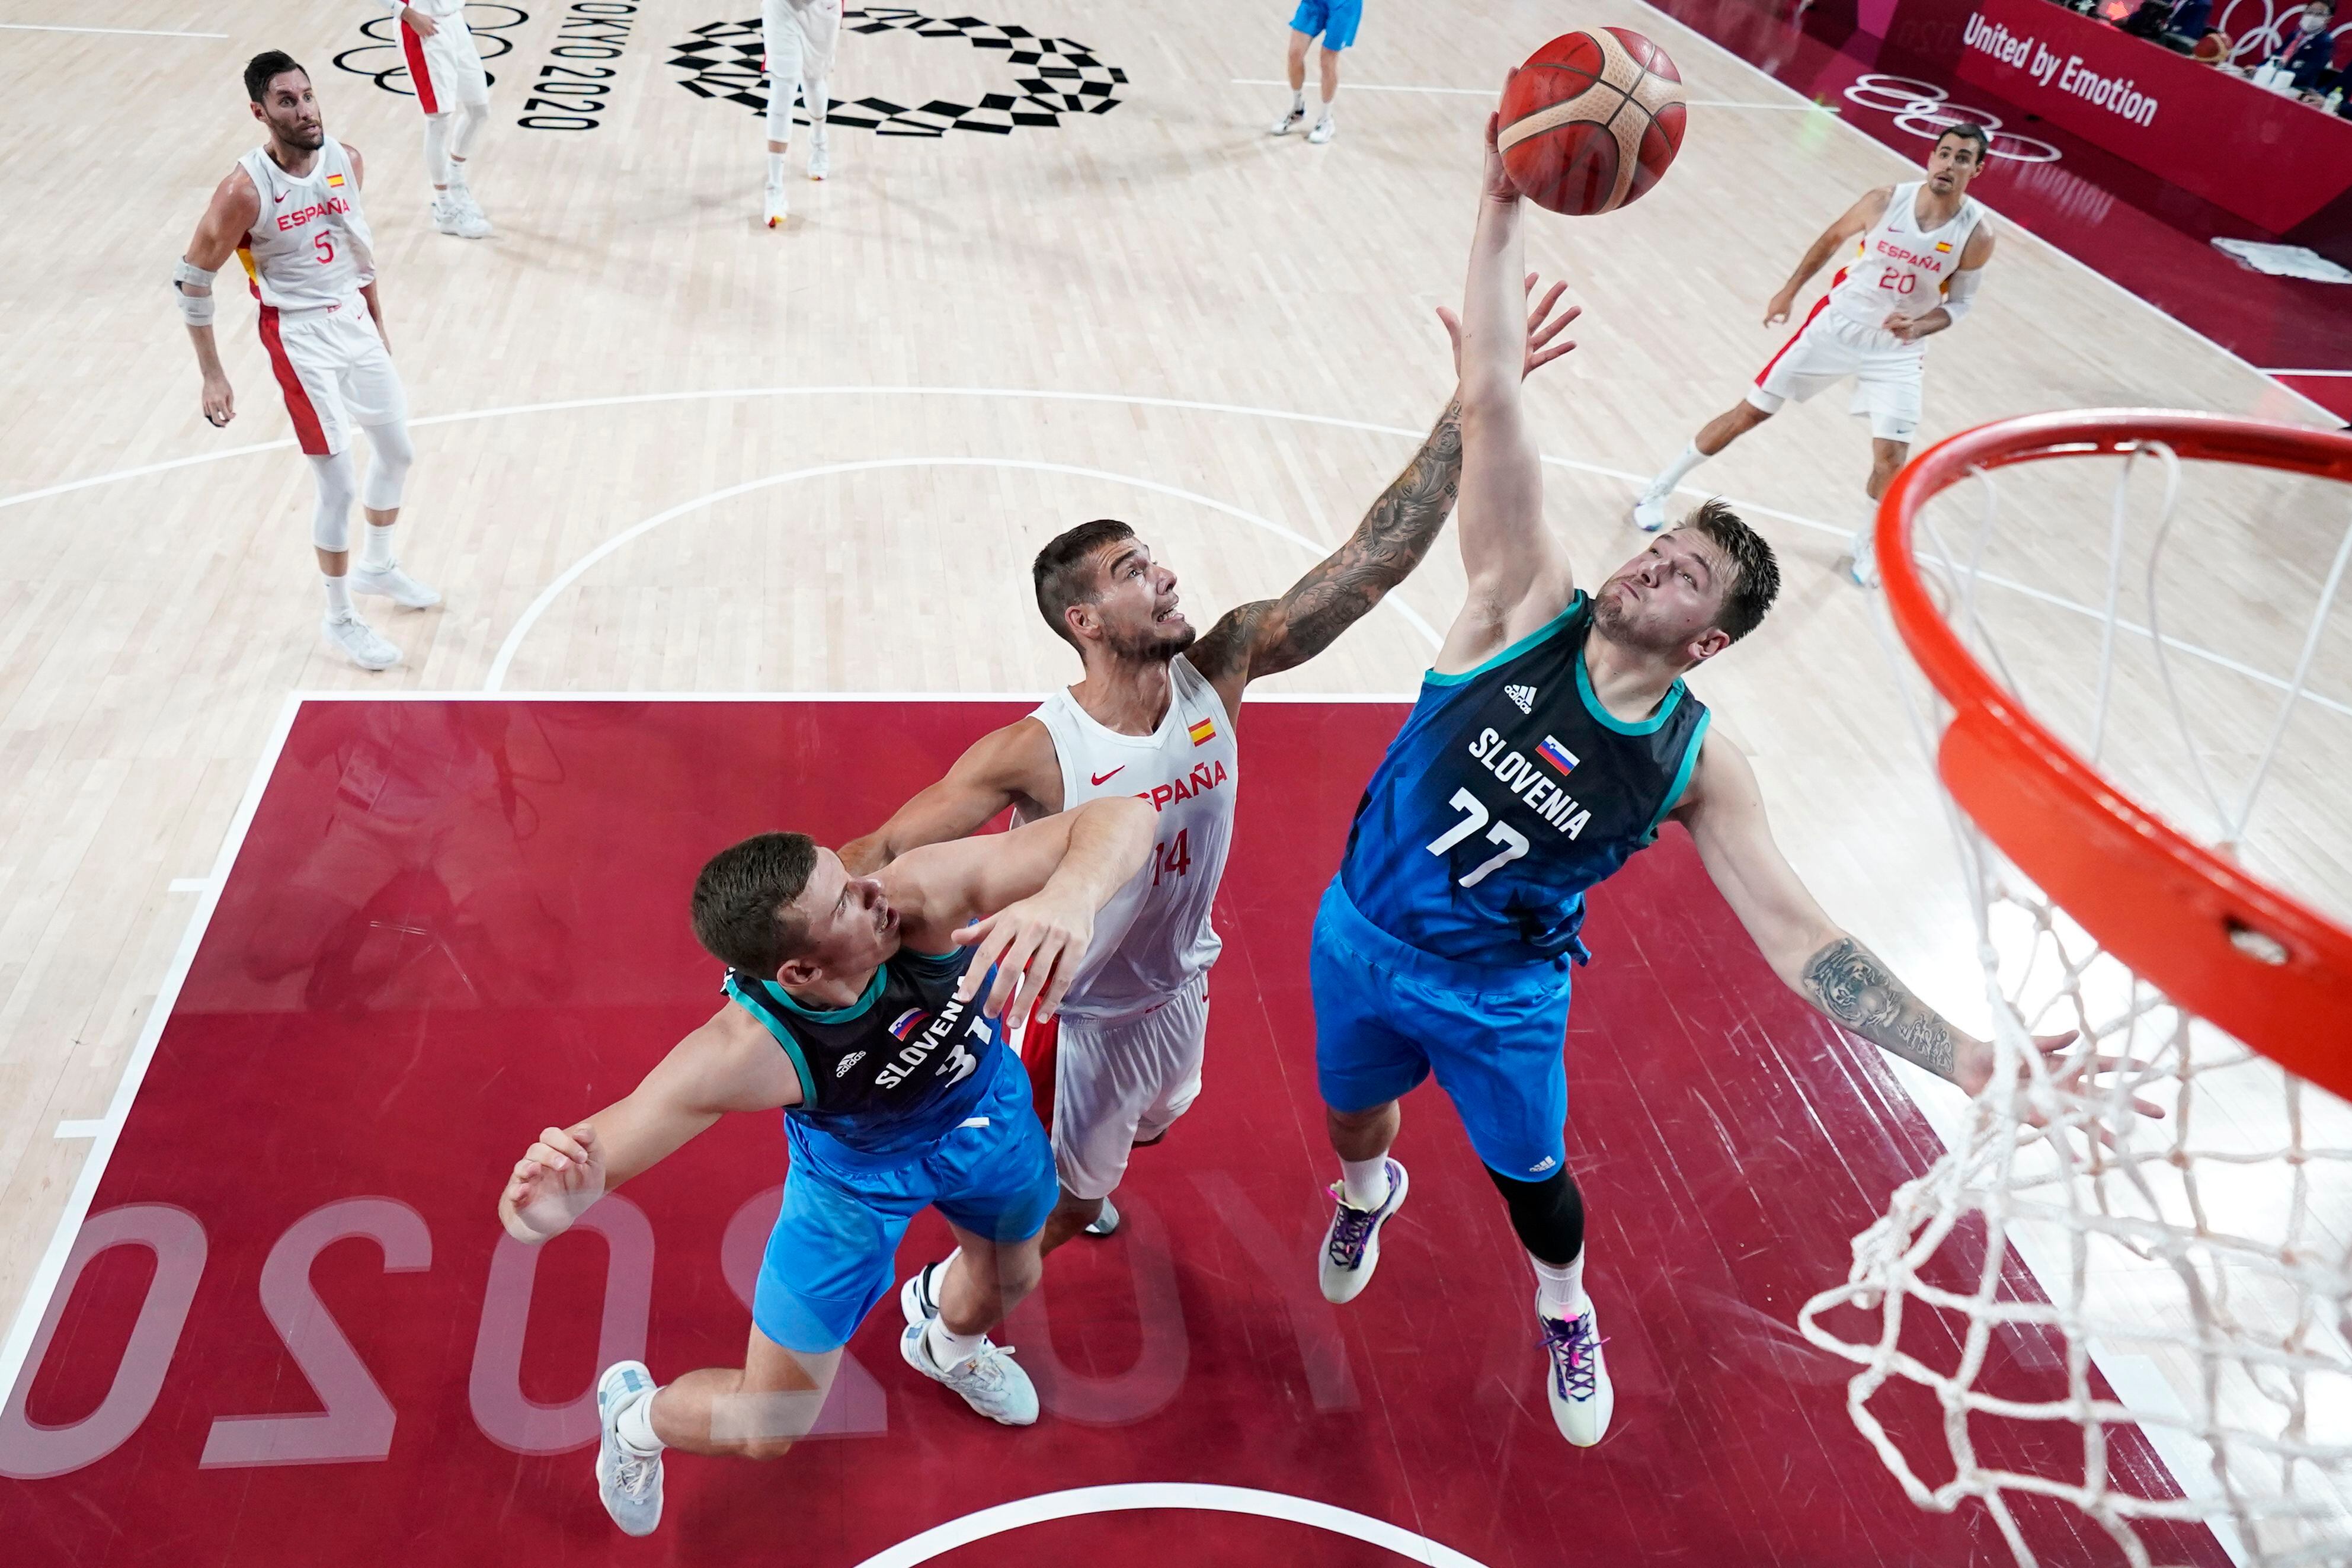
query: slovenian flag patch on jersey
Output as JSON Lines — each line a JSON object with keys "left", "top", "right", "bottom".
{"left": 326, "top": 172, "right": 347, "bottom": 188}
{"left": 888, "top": 1007, "right": 928, "bottom": 1041}
{"left": 1188, "top": 717, "right": 1217, "bottom": 747}
{"left": 1537, "top": 735, "right": 1579, "bottom": 776}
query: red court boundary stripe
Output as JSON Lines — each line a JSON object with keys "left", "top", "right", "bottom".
{"left": 1754, "top": 292, "right": 1832, "bottom": 387}
{"left": 401, "top": 20, "right": 440, "bottom": 115}
{"left": 257, "top": 308, "right": 329, "bottom": 456}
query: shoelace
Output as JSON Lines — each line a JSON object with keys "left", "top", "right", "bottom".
{"left": 953, "top": 1343, "right": 1019, "bottom": 1394}
{"left": 613, "top": 1446, "right": 658, "bottom": 1497}
{"left": 1324, "top": 1184, "right": 1380, "bottom": 1266}
{"left": 1540, "top": 1314, "right": 1605, "bottom": 1402}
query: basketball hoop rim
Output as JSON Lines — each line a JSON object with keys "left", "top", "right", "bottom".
{"left": 1874, "top": 408, "right": 2352, "bottom": 1080}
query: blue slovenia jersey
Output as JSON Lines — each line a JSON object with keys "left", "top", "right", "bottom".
{"left": 1340, "top": 592, "right": 1712, "bottom": 967}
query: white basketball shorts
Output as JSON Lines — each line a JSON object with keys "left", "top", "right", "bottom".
{"left": 401, "top": 12, "right": 491, "bottom": 114}
{"left": 1051, "top": 973, "right": 1209, "bottom": 1201}
{"left": 1748, "top": 304, "right": 1925, "bottom": 444}
{"left": 763, "top": 0, "right": 843, "bottom": 84}
{"left": 259, "top": 299, "right": 408, "bottom": 458}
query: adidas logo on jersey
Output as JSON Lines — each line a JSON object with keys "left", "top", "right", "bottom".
{"left": 836, "top": 1051, "right": 866, "bottom": 1078}
{"left": 1529, "top": 1155, "right": 1558, "bottom": 1173}
{"left": 1506, "top": 684, "right": 1537, "bottom": 714}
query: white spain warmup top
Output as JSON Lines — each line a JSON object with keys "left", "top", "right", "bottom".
{"left": 1822, "top": 180, "right": 1984, "bottom": 335}
{"left": 1022, "top": 654, "right": 1239, "bottom": 1024}
{"left": 234, "top": 140, "right": 377, "bottom": 312}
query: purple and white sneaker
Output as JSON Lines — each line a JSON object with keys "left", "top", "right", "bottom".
{"left": 1540, "top": 1297, "right": 1614, "bottom": 1446}
{"left": 1317, "top": 1159, "right": 1409, "bottom": 1304}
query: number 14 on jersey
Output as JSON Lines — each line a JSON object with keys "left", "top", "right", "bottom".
{"left": 1151, "top": 828, "right": 1193, "bottom": 887}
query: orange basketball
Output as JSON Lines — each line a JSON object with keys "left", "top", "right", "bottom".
{"left": 1499, "top": 29, "right": 1687, "bottom": 216}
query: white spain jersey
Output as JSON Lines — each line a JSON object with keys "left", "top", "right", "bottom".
{"left": 1823, "top": 181, "right": 1983, "bottom": 335}
{"left": 234, "top": 140, "right": 377, "bottom": 312}
{"left": 1023, "top": 654, "right": 1239, "bottom": 1023}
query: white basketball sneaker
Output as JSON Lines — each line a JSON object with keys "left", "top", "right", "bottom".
{"left": 350, "top": 561, "right": 441, "bottom": 609}
{"left": 1317, "top": 1159, "right": 1409, "bottom": 1304}
{"left": 322, "top": 612, "right": 399, "bottom": 671}
{"left": 808, "top": 132, "right": 830, "bottom": 180}
{"left": 1845, "top": 524, "right": 1880, "bottom": 587}
{"left": 899, "top": 1321, "right": 1039, "bottom": 1426}
{"left": 1084, "top": 1196, "right": 1121, "bottom": 1237}
{"left": 594, "top": 1361, "right": 664, "bottom": 1537}
{"left": 431, "top": 194, "right": 488, "bottom": 240}
{"left": 1631, "top": 493, "right": 1670, "bottom": 532}
{"left": 451, "top": 183, "right": 493, "bottom": 237}
{"left": 1307, "top": 114, "right": 1337, "bottom": 145}
{"left": 1269, "top": 103, "right": 1306, "bottom": 135}
{"left": 1539, "top": 1296, "right": 1614, "bottom": 1446}
{"left": 765, "top": 180, "right": 789, "bottom": 228}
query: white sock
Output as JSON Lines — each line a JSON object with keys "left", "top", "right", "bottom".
{"left": 925, "top": 1315, "right": 984, "bottom": 1372}
{"left": 1291, "top": 89, "right": 1305, "bottom": 112}
{"left": 767, "top": 152, "right": 786, "bottom": 185}
{"left": 363, "top": 521, "right": 396, "bottom": 570}
{"left": 1645, "top": 438, "right": 1708, "bottom": 502}
{"left": 614, "top": 1385, "right": 664, "bottom": 1457}
{"left": 322, "top": 573, "right": 353, "bottom": 618}
{"left": 447, "top": 159, "right": 468, "bottom": 193}
{"left": 1533, "top": 1250, "right": 1589, "bottom": 1322}
{"left": 1340, "top": 1156, "right": 1391, "bottom": 1210}
{"left": 1318, "top": 95, "right": 1335, "bottom": 119}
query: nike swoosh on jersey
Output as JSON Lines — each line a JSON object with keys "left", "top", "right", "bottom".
{"left": 1090, "top": 766, "right": 1125, "bottom": 785}
{"left": 275, "top": 191, "right": 290, "bottom": 202}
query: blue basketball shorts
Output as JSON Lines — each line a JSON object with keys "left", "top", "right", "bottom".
{"left": 1310, "top": 878, "right": 1575, "bottom": 1181}
{"left": 753, "top": 1053, "right": 1059, "bottom": 1354}
{"left": 1289, "top": 0, "right": 1364, "bottom": 51}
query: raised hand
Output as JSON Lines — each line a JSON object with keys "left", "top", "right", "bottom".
{"left": 952, "top": 888, "right": 1095, "bottom": 1025}
{"left": 499, "top": 1122, "right": 607, "bottom": 1243}
{"left": 1954, "top": 1028, "right": 2165, "bottom": 1144}
{"left": 1479, "top": 101, "right": 1519, "bottom": 207}
{"left": 1438, "top": 272, "right": 1581, "bottom": 382}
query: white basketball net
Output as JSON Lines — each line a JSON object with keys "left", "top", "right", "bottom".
{"left": 1797, "top": 437, "right": 2352, "bottom": 1567}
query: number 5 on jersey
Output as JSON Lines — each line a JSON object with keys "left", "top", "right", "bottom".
{"left": 1426, "top": 788, "right": 1530, "bottom": 888}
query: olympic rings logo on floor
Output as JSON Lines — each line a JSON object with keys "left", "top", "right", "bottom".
{"left": 1841, "top": 74, "right": 2062, "bottom": 164}
{"left": 331, "top": 2, "right": 527, "bottom": 97}
{"left": 668, "top": 8, "right": 1128, "bottom": 138}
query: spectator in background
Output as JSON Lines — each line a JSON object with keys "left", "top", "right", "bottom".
{"left": 2121, "top": 0, "right": 2215, "bottom": 51}
{"left": 2257, "top": 0, "right": 2340, "bottom": 91}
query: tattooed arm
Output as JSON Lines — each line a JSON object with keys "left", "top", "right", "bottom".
{"left": 1673, "top": 735, "right": 1993, "bottom": 1090}
{"left": 1188, "top": 397, "right": 1464, "bottom": 713}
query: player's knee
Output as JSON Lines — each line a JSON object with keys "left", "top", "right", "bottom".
{"left": 309, "top": 452, "right": 358, "bottom": 551}
{"left": 360, "top": 421, "right": 415, "bottom": 512}
{"left": 1484, "top": 1164, "right": 1585, "bottom": 1266}
{"left": 738, "top": 1432, "right": 798, "bottom": 1463}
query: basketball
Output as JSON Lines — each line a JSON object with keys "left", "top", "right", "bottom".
{"left": 1499, "top": 29, "right": 1687, "bottom": 216}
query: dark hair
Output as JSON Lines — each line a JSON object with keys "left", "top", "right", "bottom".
{"left": 1678, "top": 498, "right": 1780, "bottom": 644}
{"left": 1935, "top": 122, "right": 1992, "bottom": 162}
{"left": 244, "top": 50, "right": 309, "bottom": 104}
{"left": 1032, "top": 519, "right": 1137, "bottom": 648}
{"left": 690, "top": 831, "right": 818, "bottom": 974}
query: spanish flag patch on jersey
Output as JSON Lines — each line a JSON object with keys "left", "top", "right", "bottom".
{"left": 1934, "top": 239, "right": 1951, "bottom": 252}
{"left": 1188, "top": 716, "right": 1217, "bottom": 746}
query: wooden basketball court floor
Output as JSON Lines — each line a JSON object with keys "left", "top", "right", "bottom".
{"left": 1, "top": 1, "right": 2346, "bottom": 1563}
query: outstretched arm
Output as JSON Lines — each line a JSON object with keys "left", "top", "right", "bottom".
{"left": 497, "top": 1011, "right": 799, "bottom": 1242}
{"left": 889, "top": 795, "right": 1154, "bottom": 1021}
{"left": 178, "top": 168, "right": 258, "bottom": 430}
{"left": 840, "top": 717, "right": 1060, "bottom": 875}
{"left": 1188, "top": 277, "right": 1583, "bottom": 714}
{"left": 1437, "top": 108, "right": 1575, "bottom": 676}
{"left": 1764, "top": 185, "right": 1889, "bottom": 326}
{"left": 1675, "top": 737, "right": 2084, "bottom": 1097}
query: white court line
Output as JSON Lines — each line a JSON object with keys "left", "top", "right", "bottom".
{"left": 1229, "top": 76, "right": 1833, "bottom": 110}
{"left": 852, "top": 1484, "right": 1490, "bottom": 1568}
{"left": 50, "top": 1122, "right": 108, "bottom": 1141}
{"left": 2262, "top": 368, "right": 2352, "bottom": 377}
{"left": 4, "top": 385, "right": 2338, "bottom": 721}
{"left": 165, "top": 878, "right": 208, "bottom": 894}
{"left": 0, "top": 22, "right": 228, "bottom": 37}
{"left": 1623, "top": 0, "right": 2343, "bottom": 432}
{"left": 294, "top": 689, "right": 1422, "bottom": 703}
{"left": 0, "top": 692, "right": 303, "bottom": 1409}
{"left": 484, "top": 457, "right": 1445, "bottom": 690}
